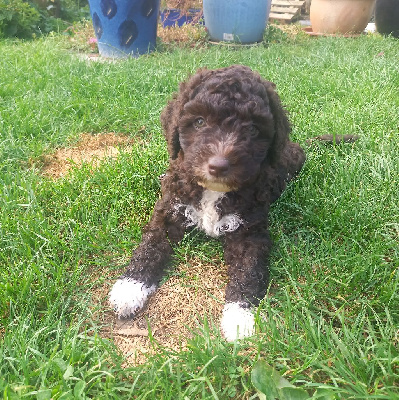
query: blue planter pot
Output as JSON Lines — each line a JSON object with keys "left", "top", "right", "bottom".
{"left": 88, "top": 0, "right": 160, "bottom": 58}
{"left": 203, "top": 0, "right": 271, "bottom": 43}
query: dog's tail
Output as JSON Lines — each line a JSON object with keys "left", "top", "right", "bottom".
{"left": 306, "top": 134, "right": 359, "bottom": 145}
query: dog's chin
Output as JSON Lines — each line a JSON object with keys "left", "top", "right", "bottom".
{"left": 198, "top": 180, "right": 235, "bottom": 193}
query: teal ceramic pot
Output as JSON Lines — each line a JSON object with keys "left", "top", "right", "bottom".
{"left": 88, "top": 0, "right": 160, "bottom": 58}
{"left": 203, "top": 0, "right": 271, "bottom": 43}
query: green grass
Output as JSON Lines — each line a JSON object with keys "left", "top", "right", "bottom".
{"left": 0, "top": 30, "right": 398, "bottom": 398}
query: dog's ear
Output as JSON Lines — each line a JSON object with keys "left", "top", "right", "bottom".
{"left": 262, "top": 80, "right": 291, "bottom": 164}
{"left": 160, "top": 68, "right": 212, "bottom": 160}
{"left": 160, "top": 95, "right": 181, "bottom": 160}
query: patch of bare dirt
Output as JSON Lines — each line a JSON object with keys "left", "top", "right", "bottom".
{"left": 42, "top": 132, "right": 135, "bottom": 178}
{"left": 97, "top": 258, "right": 228, "bottom": 365}
{"left": 46, "top": 132, "right": 229, "bottom": 364}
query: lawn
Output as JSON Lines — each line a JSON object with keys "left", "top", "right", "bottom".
{"left": 0, "top": 28, "right": 398, "bottom": 399}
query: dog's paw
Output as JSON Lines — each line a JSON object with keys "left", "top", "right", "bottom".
{"left": 220, "top": 302, "right": 255, "bottom": 341}
{"left": 109, "top": 278, "right": 156, "bottom": 318}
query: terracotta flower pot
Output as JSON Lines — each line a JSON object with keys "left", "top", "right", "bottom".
{"left": 310, "top": 0, "right": 376, "bottom": 34}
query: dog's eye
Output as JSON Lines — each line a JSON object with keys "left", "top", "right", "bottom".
{"left": 249, "top": 125, "right": 260, "bottom": 138}
{"left": 193, "top": 117, "right": 206, "bottom": 130}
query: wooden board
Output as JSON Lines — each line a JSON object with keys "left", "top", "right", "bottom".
{"left": 272, "top": 0, "right": 305, "bottom": 6}
{"left": 269, "top": 0, "right": 305, "bottom": 23}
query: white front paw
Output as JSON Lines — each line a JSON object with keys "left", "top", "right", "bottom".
{"left": 221, "top": 302, "right": 255, "bottom": 342}
{"left": 109, "top": 278, "right": 156, "bottom": 318}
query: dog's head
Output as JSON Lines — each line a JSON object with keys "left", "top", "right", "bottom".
{"left": 161, "top": 65, "right": 290, "bottom": 192}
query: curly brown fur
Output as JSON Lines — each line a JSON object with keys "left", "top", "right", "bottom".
{"left": 109, "top": 65, "right": 306, "bottom": 340}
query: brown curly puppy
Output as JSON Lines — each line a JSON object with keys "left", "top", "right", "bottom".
{"left": 109, "top": 65, "right": 306, "bottom": 341}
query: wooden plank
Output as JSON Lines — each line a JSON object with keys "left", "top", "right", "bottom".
{"left": 271, "top": 6, "right": 300, "bottom": 14}
{"left": 269, "top": 12, "right": 296, "bottom": 21}
{"left": 269, "top": 0, "right": 305, "bottom": 23}
{"left": 272, "top": 0, "right": 305, "bottom": 6}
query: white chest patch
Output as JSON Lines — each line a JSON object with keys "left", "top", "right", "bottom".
{"left": 176, "top": 190, "right": 243, "bottom": 238}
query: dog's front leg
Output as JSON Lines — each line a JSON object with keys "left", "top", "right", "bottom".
{"left": 221, "top": 231, "right": 271, "bottom": 341}
{"left": 109, "top": 199, "right": 185, "bottom": 318}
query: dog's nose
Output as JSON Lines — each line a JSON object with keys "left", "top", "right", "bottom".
{"left": 208, "top": 156, "right": 230, "bottom": 177}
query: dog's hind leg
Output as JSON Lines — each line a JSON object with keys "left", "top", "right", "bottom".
{"left": 283, "top": 142, "right": 306, "bottom": 185}
{"left": 265, "top": 142, "right": 306, "bottom": 205}
{"left": 109, "top": 199, "right": 185, "bottom": 318}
